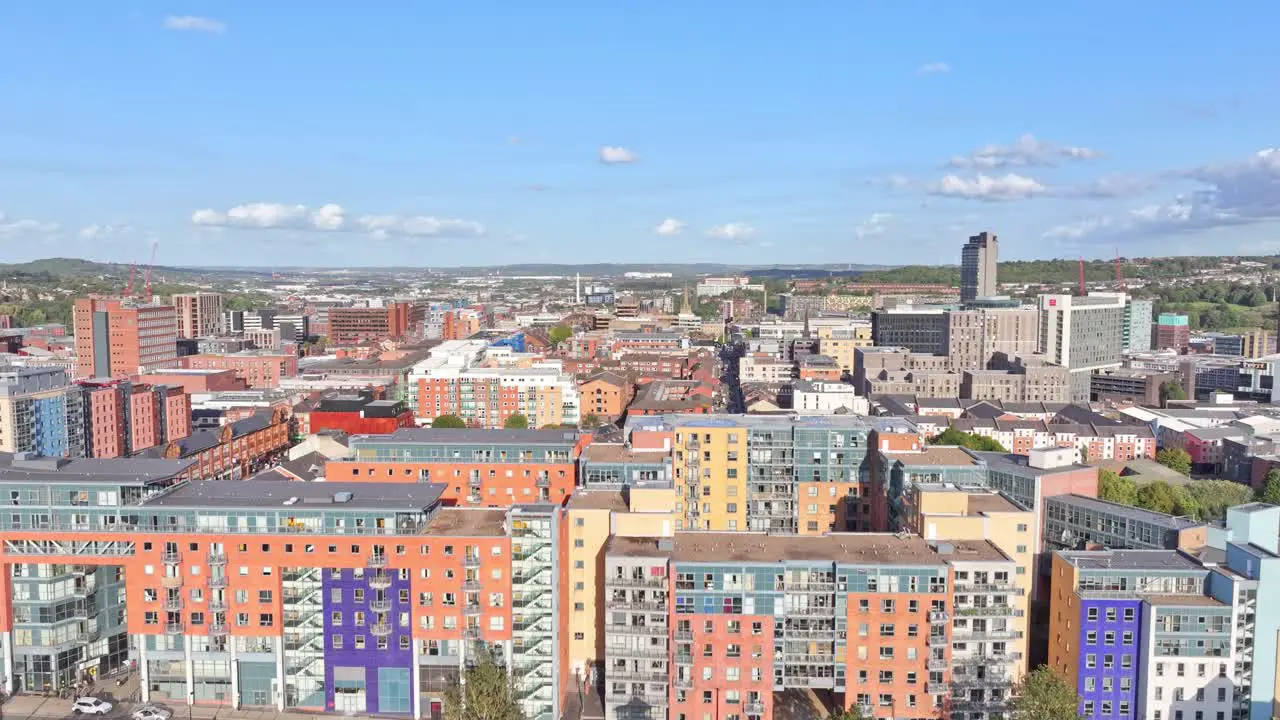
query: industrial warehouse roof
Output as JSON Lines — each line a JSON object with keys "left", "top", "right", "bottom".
{"left": 882, "top": 447, "right": 980, "bottom": 467}
{"left": 672, "top": 532, "right": 944, "bottom": 565}
{"left": 0, "top": 452, "right": 195, "bottom": 484}
{"left": 353, "top": 428, "right": 580, "bottom": 445}
{"left": 1060, "top": 549, "right": 1206, "bottom": 572}
{"left": 145, "top": 480, "right": 447, "bottom": 511}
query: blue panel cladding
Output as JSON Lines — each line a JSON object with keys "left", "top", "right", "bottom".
{"left": 322, "top": 567, "right": 414, "bottom": 714}
{"left": 1077, "top": 598, "right": 1143, "bottom": 720}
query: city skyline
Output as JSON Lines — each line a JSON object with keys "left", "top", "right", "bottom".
{"left": 2, "top": 3, "right": 1280, "bottom": 266}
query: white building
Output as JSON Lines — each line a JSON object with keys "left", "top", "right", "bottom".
{"left": 792, "top": 380, "right": 868, "bottom": 415}
{"left": 739, "top": 353, "right": 794, "bottom": 383}
{"left": 1039, "top": 292, "right": 1127, "bottom": 402}
{"left": 696, "top": 276, "right": 763, "bottom": 297}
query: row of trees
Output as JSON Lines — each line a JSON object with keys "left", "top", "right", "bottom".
{"left": 430, "top": 413, "right": 605, "bottom": 430}
{"left": 930, "top": 427, "right": 1009, "bottom": 452}
{"left": 1156, "top": 280, "right": 1271, "bottom": 307}
{"left": 1098, "top": 470, "right": 1253, "bottom": 521}
{"left": 827, "top": 665, "right": 1080, "bottom": 720}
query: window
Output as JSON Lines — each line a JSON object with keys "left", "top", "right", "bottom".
{"left": 258, "top": 590, "right": 272, "bottom": 603}
{"left": 332, "top": 634, "right": 343, "bottom": 649}
{"left": 258, "top": 613, "right": 273, "bottom": 627}
{"left": 1087, "top": 608, "right": 1099, "bottom": 621}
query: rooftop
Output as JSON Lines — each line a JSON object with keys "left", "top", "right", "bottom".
{"left": 1047, "top": 493, "right": 1204, "bottom": 530}
{"left": 935, "top": 539, "right": 1011, "bottom": 563}
{"left": 0, "top": 452, "right": 195, "bottom": 485}
{"left": 1140, "top": 594, "right": 1225, "bottom": 607}
{"left": 605, "top": 536, "right": 670, "bottom": 558}
{"left": 581, "top": 443, "right": 670, "bottom": 464}
{"left": 352, "top": 427, "right": 580, "bottom": 446}
{"left": 567, "top": 491, "right": 630, "bottom": 512}
{"left": 884, "top": 446, "right": 980, "bottom": 467}
{"left": 1061, "top": 549, "right": 1206, "bottom": 572}
{"left": 672, "top": 532, "right": 943, "bottom": 565}
{"left": 145, "top": 480, "right": 447, "bottom": 511}
{"left": 426, "top": 508, "right": 508, "bottom": 536}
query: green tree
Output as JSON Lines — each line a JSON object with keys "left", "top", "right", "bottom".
{"left": 431, "top": 414, "right": 467, "bottom": 429}
{"left": 1159, "top": 381, "right": 1188, "bottom": 406}
{"left": 1257, "top": 469, "right": 1280, "bottom": 505}
{"left": 1008, "top": 666, "right": 1081, "bottom": 720}
{"left": 503, "top": 414, "right": 529, "bottom": 430}
{"left": 547, "top": 324, "right": 573, "bottom": 345}
{"left": 826, "top": 705, "right": 869, "bottom": 720}
{"left": 1155, "top": 448, "right": 1193, "bottom": 475}
{"left": 1097, "top": 469, "right": 1138, "bottom": 506}
{"left": 1136, "top": 481, "right": 1179, "bottom": 514}
{"left": 1183, "top": 479, "right": 1253, "bottom": 521}
{"left": 442, "top": 655, "right": 525, "bottom": 720}
{"left": 931, "top": 427, "right": 1009, "bottom": 453}
{"left": 582, "top": 413, "right": 601, "bottom": 428}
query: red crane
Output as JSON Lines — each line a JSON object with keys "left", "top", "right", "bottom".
{"left": 124, "top": 262, "right": 137, "bottom": 298}
{"left": 1078, "top": 257, "right": 1086, "bottom": 296}
{"left": 1115, "top": 248, "right": 1125, "bottom": 290}
{"left": 143, "top": 240, "right": 159, "bottom": 303}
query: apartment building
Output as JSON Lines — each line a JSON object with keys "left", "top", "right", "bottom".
{"left": 1154, "top": 313, "right": 1191, "bottom": 353}
{"left": 329, "top": 303, "right": 417, "bottom": 346}
{"left": 1043, "top": 494, "right": 1207, "bottom": 552}
{"left": 80, "top": 379, "right": 191, "bottom": 458}
{"left": 0, "top": 365, "right": 86, "bottom": 457}
{"left": 407, "top": 341, "right": 581, "bottom": 429}
{"left": 0, "top": 455, "right": 566, "bottom": 720}
{"left": 1039, "top": 293, "right": 1127, "bottom": 402}
{"left": 578, "top": 372, "right": 634, "bottom": 422}
{"left": 136, "top": 408, "right": 291, "bottom": 480}
{"left": 960, "top": 231, "right": 998, "bottom": 303}
{"left": 951, "top": 418, "right": 1157, "bottom": 463}
{"left": 73, "top": 298, "right": 179, "bottom": 379}
{"left": 328, "top": 428, "right": 585, "bottom": 507}
{"left": 178, "top": 352, "right": 299, "bottom": 389}
{"left": 1049, "top": 505, "right": 1280, "bottom": 720}
{"left": 172, "top": 292, "right": 224, "bottom": 339}
{"left": 738, "top": 353, "right": 793, "bottom": 384}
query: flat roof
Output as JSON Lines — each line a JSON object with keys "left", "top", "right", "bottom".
{"left": 0, "top": 453, "right": 195, "bottom": 485}
{"left": 1061, "top": 549, "right": 1205, "bottom": 572}
{"left": 1141, "top": 594, "right": 1225, "bottom": 607}
{"left": 145, "top": 480, "right": 447, "bottom": 511}
{"left": 353, "top": 427, "right": 580, "bottom": 445}
{"left": 1047, "top": 494, "right": 1204, "bottom": 530}
{"left": 427, "top": 508, "right": 508, "bottom": 536}
{"left": 605, "top": 536, "right": 670, "bottom": 558}
{"left": 937, "top": 539, "right": 1010, "bottom": 563}
{"left": 581, "top": 443, "right": 670, "bottom": 464}
{"left": 672, "top": 532, "right": 943, "bottom": 565}
{"left": 966, "top": 494, "right": 1025, "bottom": 514}
{"left": 883, "top": 447, "right": 980, "bottom": 467}
{"left": 567, "top": 491, "right": 630, "bottom": 512}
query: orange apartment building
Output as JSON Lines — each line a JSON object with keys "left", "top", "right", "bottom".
{"left": 578, "top": 371, "right": 633, "bottom": 422}
{"left": 177, "top": 352, "right": 298, "bottom": 389}
{"left": 0, "top": 453, "right": 564, "bottom": 720}
{"left": 325, "top": 428, "right": 589, "bottom": 507}
{"left": 80, "top": 379, "right": 192, "bottom": 458}
{"left": 73, "top": 297, "right": 179, "bottom": 379}
{"left": 329, "top": 303, "right": 418, "bottom": 346}
{"left": 440, "top": 309, "right": 482, "bottom": 341}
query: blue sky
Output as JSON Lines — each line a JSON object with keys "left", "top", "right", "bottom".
{"left": 2, "top": 2, "right": 1280, "bottom": 268}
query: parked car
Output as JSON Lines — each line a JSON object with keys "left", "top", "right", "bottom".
{"left": 132, "top": 705, "right": 172, "bottom": 720}
{"left": 72, "top": 697, "right": 113, "bottom": 715}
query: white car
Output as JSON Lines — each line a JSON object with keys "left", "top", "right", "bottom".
{"left": 132, "top": 706, "right": 172, "bottom": 720}
{"left": 72, "top": 697, "right": 113, "bottom": 715}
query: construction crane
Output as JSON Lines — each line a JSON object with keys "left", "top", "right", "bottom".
{"left": 123, "top": 262, "right": 137, "bottom": 298}
{"left": 143, "top": 240, "right": 159, "bottom": 303}
{"left": 1115, "top": 248, "right": 1125, "bottom": 290}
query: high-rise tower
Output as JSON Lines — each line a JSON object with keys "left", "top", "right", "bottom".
{"left": 960, "top": 231, "right": 999, "bottom": 303}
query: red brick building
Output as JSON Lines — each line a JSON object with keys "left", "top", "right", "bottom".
{"left": 177, "top": 352, "right": 298, "bottom": 389}
{"left": 80, "top": 379, "right": 192, "bottom": 458}
{"left": 146, "top": 407, "right": 292, "bottom": 480}
{"left": 308, "top": 395, "right": 415, "bottom": 436}
{"left": 329, "top": 302, "right": 418, "bottom": 345}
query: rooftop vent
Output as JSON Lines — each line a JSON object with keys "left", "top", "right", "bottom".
{"left": 333, "top": 491, "right": 354, "bottom": 503}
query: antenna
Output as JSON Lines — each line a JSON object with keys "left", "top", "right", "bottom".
{"left": 124, "top": 262, "right": 137, "bottom": 298}
{"left": 1078, "top": 257, "right": 1085, "bottom": 296}
{"left": 144, "top": 239, "right": 159, "bottom": 303}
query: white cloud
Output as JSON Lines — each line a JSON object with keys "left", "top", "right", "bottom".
{"left": 599, "top": 145, "right": 639, "bottom": 164}
{"left": 915, "top": 62, "right": 951, "bottom": 76}
{"left": 191, "top": 202, "right": 483, "bottom": 238}
{"left": 655, "top": 218, "right": 686, "bottom": 236}
{"left": 855, "top": 213, "right": 893, "bottom": 240}
{"left": 1043, "top": 148, "right": 1280, "bottom": 242}
{"left": 947, "top": 134, "right": 1102, "bottom": 169}
{"left": 77, "top": 223, "right": 132, "bottom": 240}
{"left": 163, "top": 15, "right": 226, "bottom": 34}
{"left": 929, "top": 173, "right": 1046, "bottom": 201}
{"left": 0, "top": 212, "right": 59, "bottom": 236}
{"left": 706, "top": 222, "right": 756, "bottom": 242}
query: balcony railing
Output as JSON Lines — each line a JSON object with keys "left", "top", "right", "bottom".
{"left": 163, "top": 597, "right": 183, "bottom": 611}
{"left": 610, "top": 576, "right": 667, "bottom": 589}
{"left": 369, "top": 598, "right": 392, "bottom": 613}
{"left": 206, "top": 550, "right": 227, "bottom": 566}
{"left": 368, "top": 571, "right": 392, "bottom": 589}
{"left": 164, "top": 622, "right": 184, "bottom": 635}
{"left": 463, "top": 555, "right": 481, "bottom": 569}
{"left": 370, "top": 621, "right": 393, "bottom": 637}
{"left": 209, "top": 623, "right": 229, "bottom": 637}
{"left": 161, "top": 575, "right": 183, "bottom": 589}
{"left": 162, "top": 551, "right": 182, "bottom": 565}
{"left": 208, "top": 599, "right": 228, "bottom": 613}
{"left": 368, "top": 553, "right": 389, "bottom": 569}
{"left": 208, "top": 575, "right": 228, "bottom": 589}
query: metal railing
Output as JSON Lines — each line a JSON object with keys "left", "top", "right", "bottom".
{"left": 160, "top": 575, "right": 183, "bottom": 589}
{"left": 163, "top": 597, "right": 183, "bottom": 611}
{"left": 164, "top": 621, "right": 184, "bottom": 634}
{"left": 207, "top": 575, "right": 228, "bottom": 589}
{"left": 161, "top": 550, "right": 182, "bottom": 564}
{"left": 206, "top": 550, "right": 227, "bottom": 565}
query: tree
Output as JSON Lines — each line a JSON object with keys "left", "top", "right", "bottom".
{"left": 1098, "top": 469, "right": 1138, "bottom": 506}
{"left": 547, "top": 324, "right": 573, "bottom": 345}
{"left": 1136, "top": 481, "right": 1179, "bottom": 514}
{"left": 1183, "top": 479, "right": 1252, "bottom": 521}
{"left": 931, "top": 427, "right": 1009, "bottom": 453}
{"left": 1155, "top": 448, "right": 1193, "bottom": 475}
{"left": 1159, "top": 381, "right": 1188, "bottom": 406}
{"left": 582, "top": 413, "right": 601, "bottom": 428}
{"left": 826, "top": 705, "right": 869, "bottom": 720}
{"left": 1008, "top": 666, "right": 1081, "bottom": 720}
{"left": 503, "top": 414, "right": 529, "bottom": 430}
{"left": 431, "top": 414, "right": 467, "bottom": 429}
{"left": 1257, "top": 469, "right": 1280, "bottom": 505}
{"left": 442, "top": 655, "right": 525, "bottom": 720}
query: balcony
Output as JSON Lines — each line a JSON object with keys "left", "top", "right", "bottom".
{"left": 369, "top": 598, "right": 393, "bottom": 613}
{"left": 206, "top": 550, "right": 227, "bottom": 566}
{"left": 615, "top": 624, "right": 668, "bottom": 636}
{"left": 209, "top": 623, "right": 229, "bottom": 637}
{"left": 162, "top": 551, "right": 182, "bottom": 565}
{"left": 927, "top": 634, "right": 948, "bottom": 646}
{"left": 164, "top": 622, "right": 184, "bottom": 635}
{"left": 462, "top": 579, "right": 483, "bottom": 592}
{"left": 73, "top": 582, "right": 97, "bottom": 598}
{"left": 163, "top": 597, "right": 183, "bottom": 612}
{"left": 370, "top": 621, "right": 393, "bottom": 637}
{"left": 609, "top": 669, "right": 669, "bottom": 683}
{"left": 952, "top": 628, "right": 1022, "bottom": 641}
{"left": 368, "top": 553, "right": 390, "bottom": 569}
{"left": 744, "top": 701, "right": 765, "bottom": 714}
{"left": 462, "top": 626, "right": 481, "bottom": 639}
{"left": 368, "top": 571, "right": 392, "bottom": 589}
{"left": 208, "top": 599, "right": 228, "bottom": 613}
{"left": 464, "top": 602, "right": 483, "bottom": 616}
{"left": 956, "top": 606, "right": 1020, "bottom": 617}
{"left": 610, "top": 576, "right": 668, "bottom": 589}
{"left": 535, "top": 477, "right": 550, "bottom": 488}
{"left": 613, "top": 600, "right": 668, "bottom": 613}
{"left": 925, "top": 682, "right": 947, "bottom": 694}
{"left": 161, "top": 575, "right": 184, "bottom": 589}
{"left": 208, "top": 575, "right": 228, "bottom": 589}
{"left": 463, "top": 555, "right": 481, "bottom": 569}
{"left": 928, "top": 610, "right": 950, "bottom": 623}
{"left": 955, "top": 582, "right": 1023, "bottom": 595}
{"left": 79, "top": 628, "right": 101, "bottom": 644}
{"left": 610, "top": 646, "right": 670, "bottom": 659}
{"left": 927, "top": 658, "right": 948, "bottom": 671}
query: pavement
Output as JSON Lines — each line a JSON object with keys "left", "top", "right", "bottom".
{"left": 0, "top": 693, "right": 337, "bottom": 720}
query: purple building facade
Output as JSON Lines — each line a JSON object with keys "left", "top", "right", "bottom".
{"left": 322, "top": 566, "right": 415, "bottom": 714}
{"left": 1076, "top": 598, "right": 1143, "bottom": 719}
